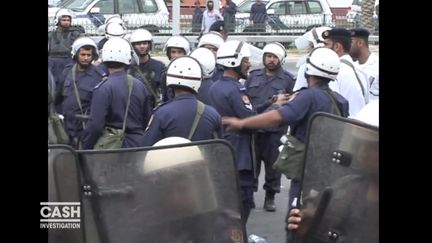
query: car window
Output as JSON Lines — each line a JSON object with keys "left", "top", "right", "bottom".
{"left": 288, "top": 1, "right": 307, "bottom": 15}
{"left": 119, "top": 0, "right": 139, "bottom": 13}
{"left": 269, "top": 2, "right": 287, "bottom": 15}
{"left": 142, "top": 0, "right": 158, "bottom": 13}
{"left": 95, "top": 0, "right": 114, "bottom": 14}
{"left": 308, "top": 1, "right": 323, "bottom": 14}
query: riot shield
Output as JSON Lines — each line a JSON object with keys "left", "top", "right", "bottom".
{"left": 294, "top": 113, "right": 379, "bottom": 243}
{"left": 47, "top": 145, "right": 85, "bottom": 243}
{"left": 77, "top": 139, "right": 246, "bottom": 243}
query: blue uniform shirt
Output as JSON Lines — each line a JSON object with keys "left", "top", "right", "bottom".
{"left": 130, "top": 57, "right": 166, "bottom": 89}
{"left": 209, "top": 76, "right": 257, "bottom": 170}
{"left": 245, "top": 68, "right": 295, "bottom": 132}
{"left": 211, "top": 65, "right": 224, "bottom": 82}
{"left": 81, "top": 71, "right": 152, "bottom": 149}
{"left": 61, "top": 64, "right": 106, "bottom": 139}
{"left": 197, "top": 77, "right": 215, "bottom": 105}
{"left": 141, "top": 94, "right": 223, "bottom": 146}
{"left": 250, "top": 2, "right": 267, "bottom": 23}
{"left": 278, "top": 85, "right": 349, "bottom": 143}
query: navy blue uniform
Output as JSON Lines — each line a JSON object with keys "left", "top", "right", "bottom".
{"left": 277, "top": 85, "right": 349, "bottom": 230}
{"left": 129, "top": 57, "right": 166, "bottom": 108}
{"left": 245, "top": 68, "right": 295, "bottom": 196}
{"left": 81, "top": 71, "right": 152, "bottom": 149}
{"left": 197, "top": 77, "right": 215, "bottom": 105}
{"left": 209, "top": 75, "right": 257, "bottom": 221}
{"left": 61, "top": 64, "right": 106, "bottom": 145}
{"left": 141, "top": 94, "right": 223, "bottom": 146}
{"left": 48, "top": 29, "right": 81, "bottom": 94}
{"left": 250, "top": 2, "right": 267, "bottom": 32}
{"left": 211, "top": 65, "right": 224, "bottom": 82}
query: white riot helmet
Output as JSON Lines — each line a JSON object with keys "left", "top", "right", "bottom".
{"left": 262, "top": 42, "right": 286, "bottom": 64}
{"left": 166, "top": 56, "right": 203, "bottom": 93}
{"left": 190, "top": 48, "right": 216, "bottom": 79}
{"left": 216, "top": 40, "right": 251, "bottom": 68}
{"left": 130, "top": 29, "right": 153, "bottom": 43}
{"left": 71, "top": 37, "right": 98, "bottom": 60}
{"left": 295, "top": 26, "right": 331, "bottom": 50}
{"left": 198, "top": 31, "right": 225, "bottom": 49}
{"left": 54, "top": 8, "right": 75, "bottom": 26}
{"left": 305, "top": 47, "right": 340, "bottom": 80}
{"left": 105, "top": 22, "right": 126, "bottom": 39}
{"left": 101, "top": 37, "right": 132, "bottom": 65}
{"left": 104, "top": 15, "right": 124, "bottom": 27}
{"left": 164, "top": 36, "right": 191, "bottom": 56}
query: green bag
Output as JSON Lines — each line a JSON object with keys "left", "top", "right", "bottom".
{"left": 48, "top": 113, "right": 69, "bottom": 144}
{"left": 273, "top": 134, "right": 306, "bottom": 180}
{"left": 93, "top": 75, "right": 133, "bottom": 150}
{"left": 93, "top": 127, "right": 125, "bottom": 149}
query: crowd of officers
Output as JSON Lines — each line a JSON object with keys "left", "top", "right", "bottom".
{"left": 48, "top": 8, "right": 379, "bottom": 239}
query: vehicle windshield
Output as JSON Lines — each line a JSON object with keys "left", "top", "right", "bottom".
{"left": 238, "top": 0, "right": 269, "bottom": 13}
{"left": 59, "top": 0, "right": 96, "bottom": 11}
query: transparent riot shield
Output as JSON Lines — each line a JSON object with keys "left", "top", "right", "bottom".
{"left": 77, "top": 139, "right": 246, "bottom": 243}
{"left": 47, "top": 145, "right": 85, "bottom": 243}
{"left": 294, "top": 113, "right": 379, "bottom": 243}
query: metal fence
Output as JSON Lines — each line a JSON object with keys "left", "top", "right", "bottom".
{"left": 48, "top": 13, "right": 378, "bottom": 36}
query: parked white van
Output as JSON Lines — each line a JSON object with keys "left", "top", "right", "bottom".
{"left": 48, "top": 0, "right": 170, "bottom": 35}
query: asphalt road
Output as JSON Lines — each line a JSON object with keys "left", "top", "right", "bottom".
{"left": 246, "top": 163, "right": 292, "bottom": 243}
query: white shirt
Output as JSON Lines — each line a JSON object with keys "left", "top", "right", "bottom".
{"left": 352, "top": 99, "right": 379, "bottom": 127}
{"left": 355, "top": 52, "right": 379, "bottom": 101}
{"left": 294, "top": 61, "right": 308, "bottom": 91}
{"left": 329, "top": 54, "right": 366, "bottom": 117}
{"left": 201, "top": 10, "right": 224, "bottom": 33}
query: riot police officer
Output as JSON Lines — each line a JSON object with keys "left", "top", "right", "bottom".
{"left": 245, "top": 42, "right": 295, "bottom": 211}
{"left": 161, "top": 35, "right": 192, "bottom": 102}
{"left": 60, "top": 37, "right": 107, "bottom": 148}
{"left": 128, "top": 28, "right": 165, "bottom": 108}
{"left": 222, "top": 47, "right": 350, "bottom": 231}
{"left": 141, "top": 56, "right": 223, "bottom": 146}
{"left": 48, "top": 8, "right": 81, "bottom": 108}
{"left": 209, "top": 40, "right": 257, "bottom": 224}
{"left": 197, "top": 31, "right": 226, "bottom": 82}
{"left": 190, "top": 47, "right": 217, "bottom": 105}
{"left": 81, "top": 37, "right": 152, "bottom": 149}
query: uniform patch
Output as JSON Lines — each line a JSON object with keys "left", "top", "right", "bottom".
{"left": 241, "top": 95, "right": 253, "bottom": 110}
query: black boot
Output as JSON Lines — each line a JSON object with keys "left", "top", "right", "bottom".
{"left": 264, "top": 194, "right": 276, "bottom": 212}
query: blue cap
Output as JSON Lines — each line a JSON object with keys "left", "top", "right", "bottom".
{"left": 350, "top": 28, "right": 370, "bottom": 38}
{"left": 209, "top": 20, "right": 225, "bottom": 32}
{"left": 322, "top": 28, "right": 351, "bottom": 39}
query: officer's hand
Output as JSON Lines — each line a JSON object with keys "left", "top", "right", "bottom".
{"left": 287, "top": 207, "right": 316, "bottom": 237}
{"left": 222, "top": 117, "right": 244, "bottom": 131}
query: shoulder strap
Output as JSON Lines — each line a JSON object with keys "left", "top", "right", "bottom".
{"left": 188, "top": 101, "right": 205, "bottom": 140}
{"left": 340, "top": 59, "right": 365, "bottom": 97}
{"left": 323, "top": 89, "right": 342, "bottom": 116}
{"left": 122, "top": 75, "right": 134, "bottom": 133}
{"left": 131, "top": 66, "right": 161, "bottom": 104}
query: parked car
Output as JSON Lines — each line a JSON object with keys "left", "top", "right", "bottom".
{"left": 235, "top": 0, "right": 334, "bottom": 34}
{"left": 346, "top": 0, "right": 379, "bottom": 28}
{"left": 48, "top": 0, "right": 170, "bottom": 35}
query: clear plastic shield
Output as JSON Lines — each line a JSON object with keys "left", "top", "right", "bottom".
{"left": 295, "top": 113, "right": 379, "bottom": 243}
{"left": 77, "top": 139, "right": 245, "bottom": 243}
{"left": 47, "top": 145, "right": 84, "bottom": 243}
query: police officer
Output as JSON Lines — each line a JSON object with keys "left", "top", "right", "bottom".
{"left": 141, "top": 56, "right": 223, "bottom": 147}
{"left": 197, "top": 31, "right": 226, "bottom": 82}
{"left": 222, "top": 47, "right": 349, "bottom": 233}
{"left": 81, "top": 37, "right": 152, "bottom": 149}
{"left": 349, "top": 28, "right": 379, "bottom": 101}
{"left": 209, "top": 20, "right": 228, "bottom": 41}
{"left": 48, "top": 8, "right": 81, "bottom": 105}
{"left": 160, "top": 36, "right": 192, "bottom": 102}
{"left": 322, "top": 28, "right": 368, "bottom": 116}
{"left": 245, "top": 42, "right": 295, "bottom": 212}
{"left": 209, "top": 40, "right": 258, "bottom": 224}
{"left": 293, "top": 26, "right": 331, "bottom": 91}
{"left": 60, "top": 37, "right": 107, "bottom": 148}
{"left": 128, "top": 28, "right": 166, "bottom": 108}
{"left": 190, "top": 47, "right": 217, "bottom": 106}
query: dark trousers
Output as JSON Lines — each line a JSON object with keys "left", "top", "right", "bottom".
{"left": 254, "top": 132, "right": 283, "bottom": 196}
{"left": 239, "top": 170, "right": 255, "bottom": 225}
